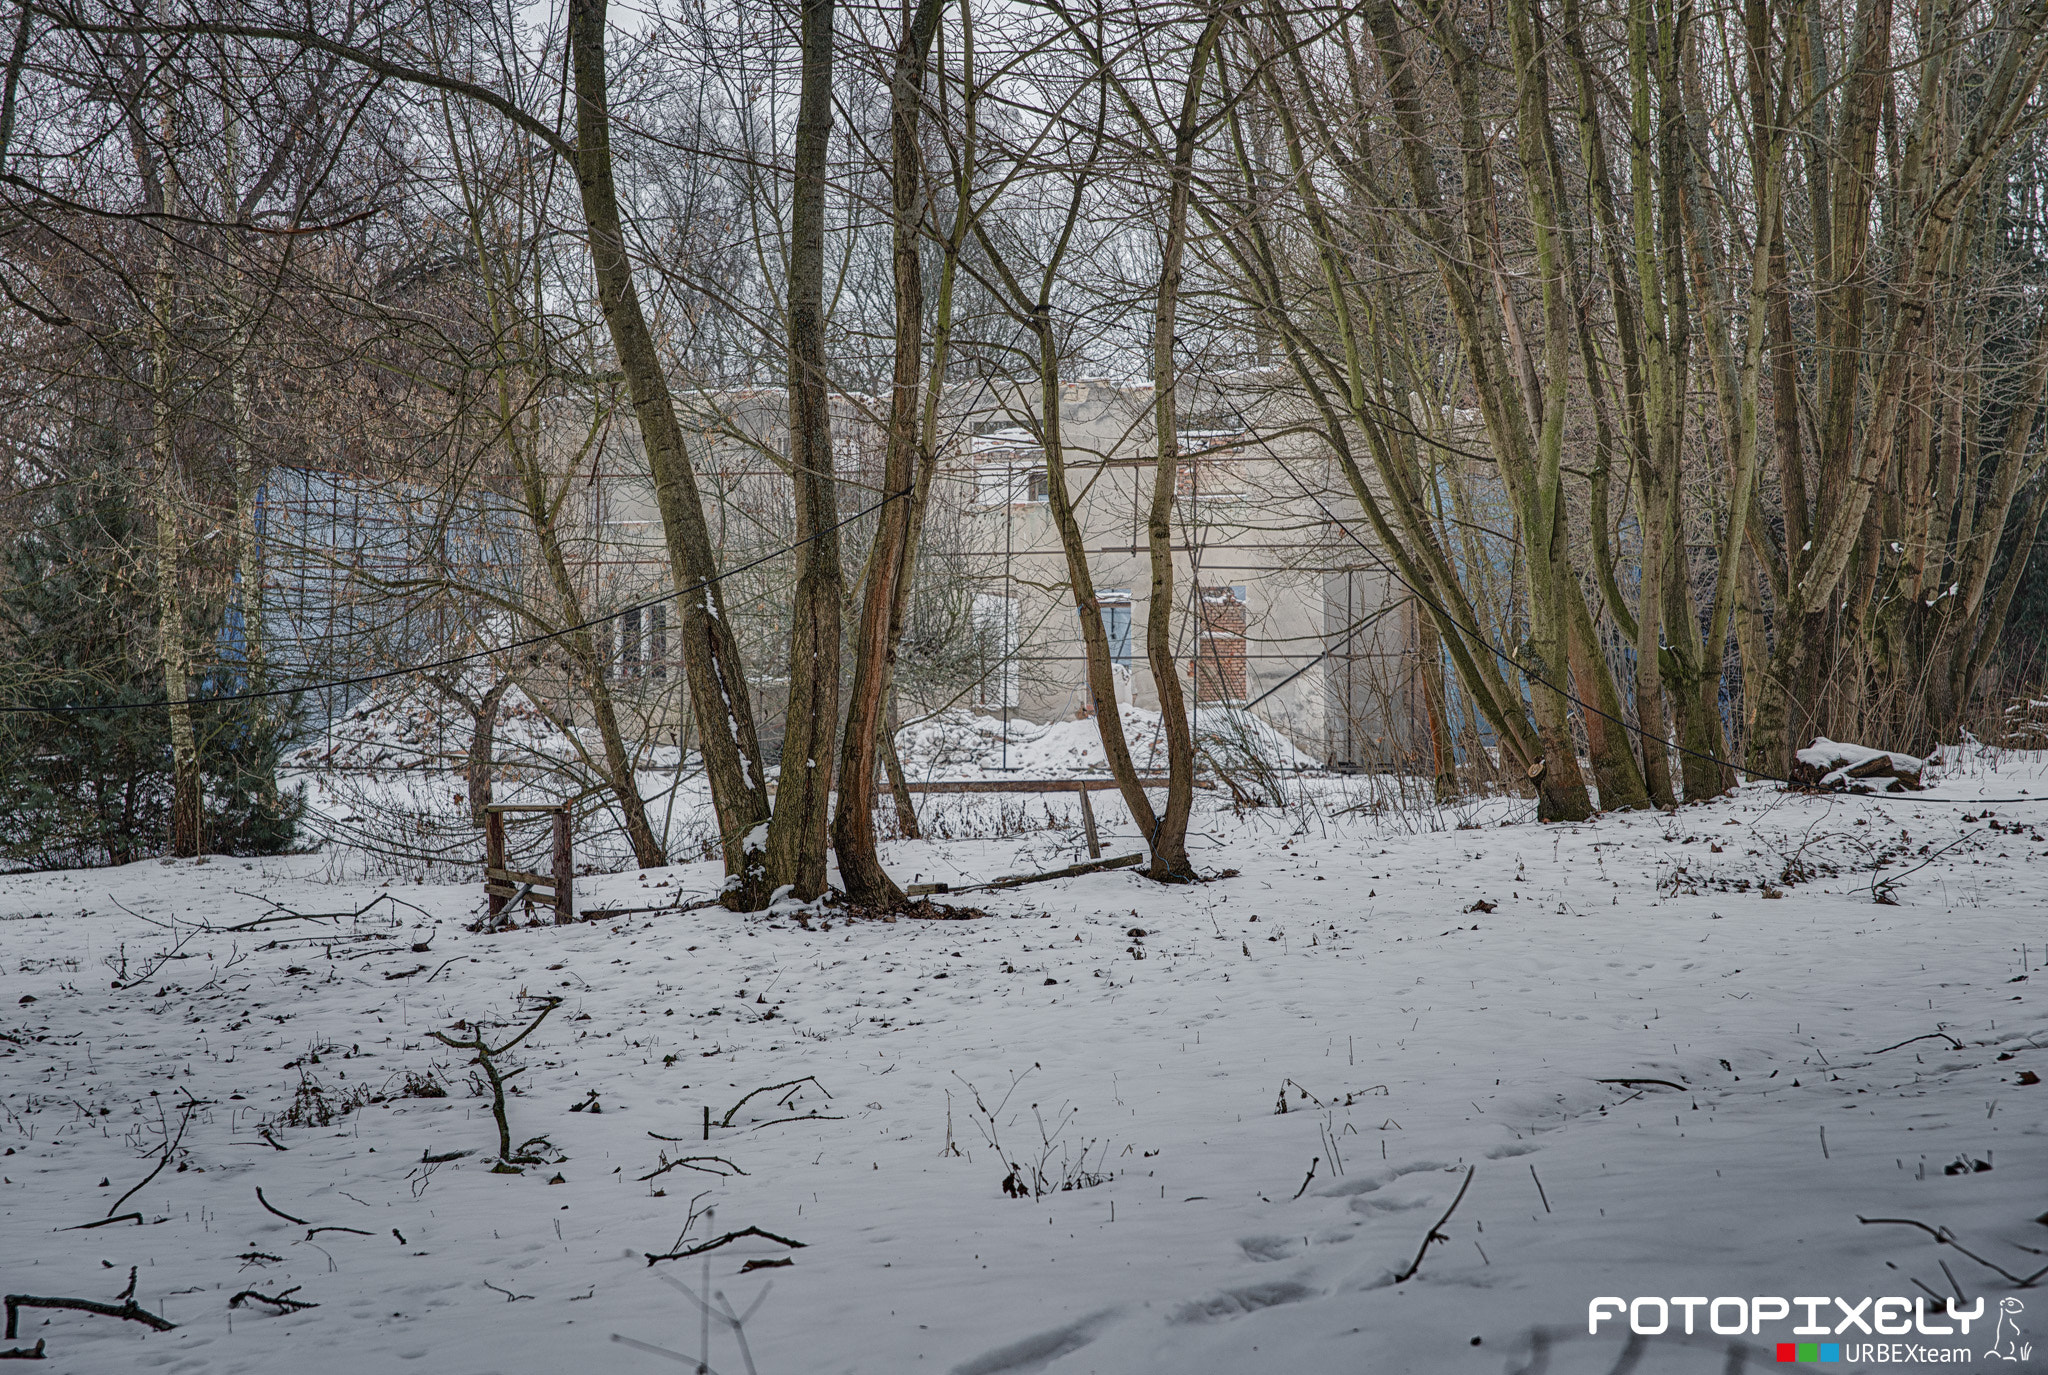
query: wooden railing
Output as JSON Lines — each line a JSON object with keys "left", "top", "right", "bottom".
{"left": 483, "top": 802, "right": 573, "bottom": 924}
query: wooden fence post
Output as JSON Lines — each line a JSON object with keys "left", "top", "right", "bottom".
{"left": 551, "top": 806, "right": 574, "bottom": 924}
{"left": 1076, "top": 782, "right": 1102, "bottom": 859}
{"left": 486, "top": 809, "right": 508, "bottom": 924}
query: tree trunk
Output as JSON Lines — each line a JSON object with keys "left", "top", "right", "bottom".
{"left": 1415, "top": 599, "right": 1460, "bottom": 801}
{"left": 528, "top": 509, "right": 665, "bottom": 870}
{"left": 466, "top": 677, "right": 511, "bottom": 831}
{"left": 764, "top": 0, "right": 844, "bottom": 903}
{"left": 1138, "top": 12, "right": 1224, "bottom": 884}
{"left": 832, "top": 0, "right": 943, "bottom": 906}
{"left": 879, "top": 707, "right": 919, "bottom": 839}
{"left": 567, "top": 0, "right": 771, "bottom": 904}
{"left": 151, "top": 215, "right": 202, "bottom": 858}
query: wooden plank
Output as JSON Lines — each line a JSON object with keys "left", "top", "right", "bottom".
{"left": 483, "top": 883, "right": 566, "bottom": 912}
{"left": 911, "top": 853, "right": 1144, "bottom": 897}
{"left": 487, "top": 866, "right": 558, "bottom": 889}
{"left": 1076, "top": 785, "right": 1102, "bottom": 859}
{"left": 973, "top": 852, "right": 1142, "bottom": 891}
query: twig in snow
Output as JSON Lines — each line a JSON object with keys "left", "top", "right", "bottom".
{"left": 104, "top": 1098, "right": 197, "bottom": 1219}
{"left": 4, "top": 1291, "right": 175, "bottom": 1339}
{"left": 229, "top": 1287, "right": 318, "bottom": 1313}
{"left": 718, "top": 1078, "right": 829, "bottom": 1129}
{"left": 1291, "top": 1157, "right": 1320, "bottom": 1200}
{"left": 643, "top": 1227, "right": 806, "bottom": 1267}
{"left": 1530, "top": 1164, "right": 1551, "bottom": 1213}
{"left": 255, "top": 1188, "right": 308, "bottom": 1225}
{"left": 1856, "top": 1216, "right": 2048, "bottom": 1287}
{"left": 1280, "top": 1079, "right": 1325, "bottom": 1109}
{"left": 481, "top": 1282, "right": 533, "bottom": 1303}
{"left": 1868, "top": 1031, "right": 1965, "bottom": 1056}
{"left": 1394, "top": 1166, "right": 1476, "bottom": 1283}
{"left": 745, "top": 1113, "right": 843, "bottom": 1131}
{"left": 219, "top": 890, "right": 432, "bottom": 931}
{"left": 637, "top": 1153, "right": 746, "bottom": 1182}
{"left": 1595, "top": 1078, "right": 1689, "bottom": 1092}
{"left": 1870, "top": 832, "right": 1980, "bottom": 905}
{"left": 61, "top": 1213, "right": 140, "bottom": 1231}
{"left": 428, "top": 997, "right": 562, "bottom": 1165}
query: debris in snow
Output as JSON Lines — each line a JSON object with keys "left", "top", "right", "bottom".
{"left": 1789, "top": 737, "right": 1928, "bottom": 792}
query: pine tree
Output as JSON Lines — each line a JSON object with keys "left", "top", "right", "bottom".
{"left": 0, "top": 464, "right": 301, "bottom": 869}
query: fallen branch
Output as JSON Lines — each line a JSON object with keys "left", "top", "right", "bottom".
{"left": 219, "top": 890, "right": 433, "bottom": 932}
{"left": 719, "top": 1077, "right": 830, "bottom": 1129}
{"left": 304, "top": 1226, "right": 373, "bottom": 1239}
{"left": 1868, "top": 1032, "right": 1965, "bottom": 1056}
{"left": 572, "top": 896, "right": 720, "bottom": 923}
{"left": 948, "top": 853, "right": 1143, "bottom": 894}
{"left": 636, "top": 1153, "right": 746, "bottom": 1183}
{"left": 1394, "top": 1166, "right": 1476, "bottom": 1284}
{"left": 1595, "top": 1078, "right": 1690, "bottom": 1092}
{"left": 60, "top": 1213, "right": 140, "bottom": 1231}
{"left": 105, "top": 1097, "right": 199, "bottom": 1218}
{"left": 4, "top": 1293, "right": 175, "bottom": 1339}
{"left": 1856, "top": 1216, "right": 2048, "bottom": 1287}
{"left": 747, "top": 1112, "right": 843, "bottom": 1131}
{"left": 105, "top": 1156, "right": 173, "bottom": 1219}
{"left": 643, "top": 1226, "right": 806, "bottom": 1267}
{"left": 228, "top": 1287, "right": 318, "bottom": 1313}
{"left": 423, "top": 957, "right": 472, "bottom": 984}
{"left": 255, "top": 1188, "right": 308, "bottom": 1225}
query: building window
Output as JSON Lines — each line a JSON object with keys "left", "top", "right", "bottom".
{"left": 621, "top": 606, "right": 642, "bottom": 679}
{"left": 1093, "top": 590, "right": 1133, "bottom": 668}
{"left": 973, "top": 459, "right": 1046, "bottom": 507}
{"left": 650, "top": 604, "right": 668, "bottom": 680}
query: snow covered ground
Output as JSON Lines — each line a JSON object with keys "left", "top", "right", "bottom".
{"left": 5, "top": 752, "right": 2048, "bottom": 1373}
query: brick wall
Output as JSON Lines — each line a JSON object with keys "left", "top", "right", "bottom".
{"left": 1192, "top": 585, "right": 1247, "bottom": 703}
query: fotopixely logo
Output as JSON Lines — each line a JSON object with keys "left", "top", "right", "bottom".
{"left": 1589, "top": 1295, "right": 2026, "bottom": 1364}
